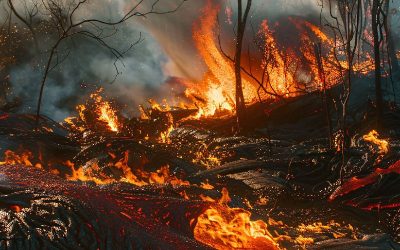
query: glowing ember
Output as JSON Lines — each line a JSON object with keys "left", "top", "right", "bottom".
{"left": 298, "top": 221, "right": 343, "bottom": 234}
{"left": 295, "top": 235, "right": 314, "bottom": 247}
{"left": 194, "top": 188, "right": 279, "bottom": 249}
{"left": 329, "top": 160, "right": 400, "bottom": 205}
{"left": 200, "top": 180, "right": 214, "bottom": 190}
{"left": 295, "top": 220, "right": 357, "bottom": 244}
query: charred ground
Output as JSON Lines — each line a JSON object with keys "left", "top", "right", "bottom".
{"left": 1, "top": 76, "right": 400, "bottom": 249}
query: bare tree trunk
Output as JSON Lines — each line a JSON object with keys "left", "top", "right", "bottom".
{"left": 234, "top": 0, "right": 251, "bottom": 133}
{"left": 35, "top": 45, "right": 58, "bottom": 127}
{"left": 372, "top": 0, "right": 383, "bottom": 128}
{"left": 384, "top": 0, "right": 399, "bottom": 74}
{"left": 314, "top": 43, "right": 332, "bottom": 148}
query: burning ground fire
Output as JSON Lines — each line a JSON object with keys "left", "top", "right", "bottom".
{"left": 0, "top": 147, "right": 362, "bottom": 249}
{"left": 0, "top": 149, "right": 281, "bottom": 249}
{"left": 0, "top": 150, "right": 42, "bottom": 169}
{"left": 64, "top": 89, "right": 178, "bottom": 144}
{"left": 0, "top": 147, "right": 189, "bottom": 187}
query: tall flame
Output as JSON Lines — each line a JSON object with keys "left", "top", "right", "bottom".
{"left": 183, "top": 2, "right": 377, "bottom": 120}
{"left": 187, "top": 2, "right": 258, "bottom": 118}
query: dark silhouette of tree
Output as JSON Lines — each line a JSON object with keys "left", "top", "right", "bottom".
{"left": 384, "top": 0, "right": 399, "bottom": 75}
{"left": 234, "top": 0, "right": 252, "bottom": 133}
{"left": 371, "top": 0, "right": 384, "bottom": 128}
{"left": 323, "top": 0, "right": 363, "bottom": 182}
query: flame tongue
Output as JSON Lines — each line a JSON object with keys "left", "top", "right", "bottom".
{"left": 0, "top": 150, "right": 42, "bottom": 169}
{"left": 194, "top": 188, "right": 279, "bottom": 249}
{"left": 64, "top": 150, "right": 189, "bottom": 187}
{"left": 362, "top": 130, "right": 389, "bottom": 159}
{"left": 91, "top": 91, "right": 120, "bottom": 133}
{"left": 194, "top": 205, "right": 279, "bottom": 249}
{"left": 64, "top": 89, "right": 120, "bottom": 133}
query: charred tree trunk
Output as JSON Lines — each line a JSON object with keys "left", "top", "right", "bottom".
{"left": 234, "top": 0, "right": 251, "bottom": 133}
{"left": 372, "top": 0, "right": 383, "bottom": 128}
{"left": 384, "top": 0, "right": 399, "bottom": 74}
{"left": 314, "top": 43, "right": 332, "bottom": 148}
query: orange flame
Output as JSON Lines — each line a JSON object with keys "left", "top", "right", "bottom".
{"left": 160, "top": 112, "right": 174, "bottom": 144}
{"left": 186, "top": 2, "right": 258, "bottom": 118}
{"left": 65, "top": 150, "right": 189, "bottom": 187}
{"left": 194, "top": 188, "right": 279, "bottom": 249}
{"left": 0, "top": 150, "right": 42, "bottom": 169}
{"left": 363, "top": 130, "right": 389, "bottom": 155}
{"left": 65, "top": 89, "right": 120, "bottom": 133}
{"left": 362, "top": 130, "right": 389, "bottom": 164}
{"left": 91, "top": 91, "right": 120, "bottom": 132}
{"left": 183, "top": 3, "right": 376, "bottom": 120}
{"left": 65, "top": 160, "right": 113, "bottom": 185}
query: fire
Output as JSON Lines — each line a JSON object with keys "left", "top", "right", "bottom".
{"left": 98, "top": 101, "right": 119, "bottom": 132}
{"left": 160, "top": 112, "right": 174, "bottom": 144}
{"left": 160, "top": 124, "right": 174, "bottom": 143}
{"left": 0, "top": 150, "right": 42, "bottom": 169}
{"left": 187, "top": 2, "right": 258, "bottom": 118}
{"left": 363, "top": 130, "right": 389, "bottom": 155}
{"left": 91, "top": 91, "right": 120, "bottom": 132}
{"left": 194, "top": 188, "right": 279, "bottom": 249}
{"left": 295, "top": 235, "right": 314, "bottom": 247}
{"left": 192, "top": 142, "right": 221, "bottom": 168}
{"left": 65, "top": 160, "right": 114, "bottom": 185}
{"left": 295, "top": 220, "right": 357, "bottom": 246}
{"left": 65, "top": 150, "right": 189, "bottom": 187}
{"left": 183, "top": 2, "right": 377, "bottom": 120}
{"left": 200, "top": 180, "right": 214, "bottom": 190}
{"left": 64, "top": 89, "right": 120, "bottom": 133}
{"left": 362, "top": 130, "right": 389, "bottom": 163}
